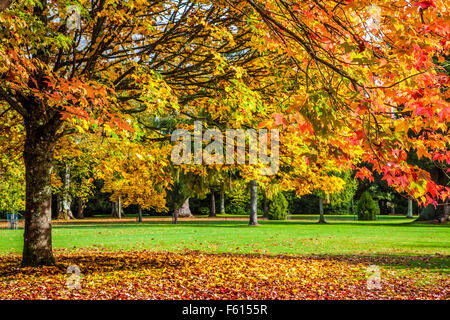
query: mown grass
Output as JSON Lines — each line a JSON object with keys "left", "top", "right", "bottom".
{"left": 0, "top": 215, "right": 448, "bottom": 255}
{"left": 1, "top": 215, "right": 449, "bottom": 276}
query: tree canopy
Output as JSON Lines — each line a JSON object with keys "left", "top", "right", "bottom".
{"left": 0, "top": 0, "right": 448, "bottom": 266}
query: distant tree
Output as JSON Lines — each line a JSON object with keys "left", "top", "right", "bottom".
{"left": 249, "top": 180, "right": 258, "bottom": 226}
{"left": 318, "top": 197, "right": 326, "bottom": 224}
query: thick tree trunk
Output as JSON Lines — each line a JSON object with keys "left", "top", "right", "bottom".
{"left": 137, "top": 206, "right": 143, "bottom": 223}
{"left": 249, "top": 180, "right": 258, "bottom": 226}
{"left": 209, "top": 192, "right": 216, "bottom": 217}
{"left": 77, "top": 198, "right": 84, "bottom": 219}
{"left": 111, "top": 201, "right": 118, "bottom": 218}
{"left": 219, "top": 184, "right": 225, "bottom": 214}
{"left": 172, "top": 210, "right": 179, "bottom": 224}
{"left": 174, "top": 198, "right": 192, "bottom": 218}
{"left": 406, "top": 198, "right": 413, "bottom": 218}
{"left": 318, "top": 197, "right": 326, "bottom": 224}
{"left": 431, "top": 167, "right": 449, "bottom": 223}
{"left": 418, "top": 167, "right": 449, "bottom": 223}
{"left": 22, "top": 122, "right": 57, "bottom": 267}
{"left": 0, "top": 0, "right": 12, "bottom": 11}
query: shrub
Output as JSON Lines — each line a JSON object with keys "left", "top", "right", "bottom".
{"left": 285, "top": 192, "right": 318, "bottom": 214}
{"left": 417, "top": 204, "right": 438, "bottom": 221}
{"left": 326, "top": 203, "right": 352, "bottom": 215}
{"left": 268, "top": 192, "right": 289, "bottom": 220}
{"left": 325, "top": 170, "right": 358, "bottom": 215}
{"left": 357, "top": 191, "right": 379, "bottom": 221}
{"left": 226, "top": 184, "right": 250, "bottom": 215}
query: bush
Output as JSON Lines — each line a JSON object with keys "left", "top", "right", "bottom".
{"left": 325, "top": 202, "right": 352, "bottom": 215}
{"left": 268, "top": 192, "right": 288, "bottom": 220}
{"left": 325, "top": 170, "right": 357, "bottom": 215}
{"left": 285, "top": 192, "right": 319, "bottom": 214}
{"left": 357, "top": 191, "right": 379, "bottom": 221}
{"left": 226, "top": 184, "right": 250, "bottom": 215}
{"left": 418, "top": 204, "right": 438, "bottom": 221}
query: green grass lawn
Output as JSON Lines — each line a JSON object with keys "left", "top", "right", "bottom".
{"left": 1, "top": 215, "right": 449, "bottom": 260}
{"left": 1, "top": 214, "right": 450, "bottom": 299}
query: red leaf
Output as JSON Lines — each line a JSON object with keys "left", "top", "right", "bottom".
{"left": 355, "top": 167, "right": 374, "bottom": 182}
{"left": 358, "top": 41, "right": 366, "bottom": 53}
{"left": 414, "top": 1, "right": 436, "bottom": 9}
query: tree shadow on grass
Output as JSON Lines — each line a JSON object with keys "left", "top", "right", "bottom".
{"left": 314, "top": 253, "right": 450, "bottom": 275}
{"left": 259, "top": 220, "right": 417, "bottom": 227}
{"left": 265, "top": 220, "right": 450, "bottom": 228}
{"left": 54, "top": 220, "right": 261, "bottom": 230}
{"left": 52, "top": 219, "right": 450, "bottom": 231}
{"left": 0, "top": 250, "right": 185, "bottom": 278}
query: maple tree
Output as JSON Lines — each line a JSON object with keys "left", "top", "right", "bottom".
{"left": 229, "top": 0, "right": 449, "bottom": 205}
{"left": 0, "top": 0, "right": 266, "bottom": 266}
{"left": 0, "top": 109, "right": 25, "bottom": 214}
{"left": 52, "top": 134, "right": 98, "bottom": 219}
{"left": 97, "top": 138, "right": 172, "bottom": 213}
{"left": 0, "top": 159, "right": 25, "bottom": 214}
{"left": 0, "top": 0, "right": 449, "bottom": 267}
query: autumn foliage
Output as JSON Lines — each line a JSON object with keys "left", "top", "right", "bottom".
{"left": 0, "top": 0, "right": 449, "bottom": 267}
{"left": 0, "top": 250, "right": 448, "bottom": 300}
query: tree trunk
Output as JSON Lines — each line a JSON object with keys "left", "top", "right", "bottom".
{"left": 56, "top": 194, "right": 62, "bottom": 219}
{"left": 219, "top": 184, "right": 225, "bottom": 214}
{"left": 431, "top": 167, "right": 449, "bottom": 223}
{"left": 442, "top": 204, "right": 449, "bottom": 223}
{"left": 64, "top": 164, "right": 74, "bottom": 219}
{"left": 209, "top": 192, "right": 216, "bottom": 217}
{"left": 22, "top": 121, "right": 57, "bottom": 267}
{"left": 77, "top": 198, "right": 84, "bottom": 219}
{"left": 174, "top": 198, "right": 192, "bottom": 218}
{"left": 117, "top": 197, "right": 122, "bottom": 219}
{"left": 172, "top": 209, "right": 179, "bottom": 224}
{"left": 437, "top": 203, "right": 449, "bottom": 224}
{"left": 263, "top": 191, "right": 268, "bottom": 219}
{"left": 0, "top": 0, "right": 13, "bottom": 11}
{"left": 318, "top": 197, "right": 326, "bottom": 224}
{"left": 249, "top": 180, "right": 258, "bottom": 226}
{"left": 111, "top": 201, "right": 118, "bottom": 218}
{"left": 406, "top": 198, "right": 413, "bottom": 218}
{"left": 58, "top": 164, "right": 74, "bottom": 220}
{"left": 137, "top": 206, "right": 143, "bottom": 223}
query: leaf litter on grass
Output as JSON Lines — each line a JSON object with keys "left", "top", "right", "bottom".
{"left": 0, "top": 249, "right": 448, "bottom": 300}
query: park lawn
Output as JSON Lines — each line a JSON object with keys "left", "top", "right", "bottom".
{"left": 0, "top": 215, "right": 449, "bottom": 299}
{"left": 1, "top": 215, "right": 449, "bottom": 263}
